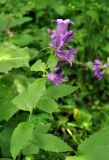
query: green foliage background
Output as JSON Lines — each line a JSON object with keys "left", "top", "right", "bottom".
{"left": 0, "top": 0, "right": 109, "bottom": 159}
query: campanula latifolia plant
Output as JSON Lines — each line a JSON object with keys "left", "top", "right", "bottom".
{"left": 1, "top": 0, "right": 109, "bottom": 160}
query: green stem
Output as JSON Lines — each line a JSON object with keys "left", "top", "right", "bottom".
{"left": 28, "top": 109, "right": 33, "bottom": 121}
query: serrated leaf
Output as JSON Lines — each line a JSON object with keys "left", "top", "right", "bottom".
{"left": 31, "top": 60, "right": 46, "bottom": 72}
{"left": 0, "top": 43, "right": 30, "bottom": 73}
{"left": 78, "top": 125, "right": 109, "bottom": 160}
{"left": 0, "top": 94, "right": 19, "bottom": 121}
{"left": 44, "top": 84, "right": 78, "bottom": 99}
{"left": 12, "top": 78, "right": 46, "bottom": 112}
{"left": 32, "top": 134, "right": 72, "bottom": 152}
{"left": 10, "top": 122, "right": 34, "bottom": 159}
{"left": 38, "top": 97, "right": 59, "bottom": 113}
{"left": 47, "top": 54, "right": 58, "bottom": 71}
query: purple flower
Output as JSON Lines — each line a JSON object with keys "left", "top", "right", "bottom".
{"left": 57, "top": 47, "right": 77, "bottom": 65}
{"left": 48, "top": 32, "right": 64, "bottom": 50}
{"left": 56, "top": 19, "right": 72, "bottom": 35}
{"left": 48, "top": 19, "right": 73, "bottom": 51}
{"left": 47, "top": 19, "right": 77, "bottom": 85}
{"left": 93, "top": 59, "right": 103, "bottom": 80}
{"left": 63, "top": 30, "right": 73, "bottom": 43}
{"left": 47, "top": 63, "right": 66, "bottom": 85}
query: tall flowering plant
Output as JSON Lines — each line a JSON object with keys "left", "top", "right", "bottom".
{"left": 1, "top": 17, "right": 109, "bottom": 160}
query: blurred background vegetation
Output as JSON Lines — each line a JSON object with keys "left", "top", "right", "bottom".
{"left": 1, "top": 0, "right": 109, "bottom": 159}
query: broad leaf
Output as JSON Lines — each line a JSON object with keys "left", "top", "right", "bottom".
{"left": 12, "top": 78, "right": 46, "bottom": 112}
{"left": 32, "top": 134, "right": 72, "bottom": 152}
{"left": 0, "top": 43, "right": 30, "bottom": 73}
{"left": 31, "top": 60, "right": 46, "bottom": 72}
{"left": 47, "top": 54, "right": 58, "bottom": 71}
{"left": 38, "top": 97, "right": 59, "bottom": 113}
{"left": 78, "top": 125, "right": 109, "bottom": 160}
{"left": 22, "top": 143, "right": 39, "bottom": 155}
{"left": 45, "top": 84, "right": 78, "bottom": 99}
{"left": 0, "top": 94, "right": 18, "bottom": 121}
{"left": 33, "top": 122, "right": 51, "bottom": 135}
{"left": 10, "top": 122, "right": 34, "bottom": 159}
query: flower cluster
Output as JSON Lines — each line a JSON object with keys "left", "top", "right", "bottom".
{"left": 93, "top": 59, "right": 108, "bottom": 80}
{"left": 47, "top": 19, "right": 77, "bottom": 85}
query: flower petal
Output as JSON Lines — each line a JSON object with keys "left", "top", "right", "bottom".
{"left": 63, "top": 30, "right": 73, "bottom": 43}
{"left": 57, "top": 48, "right": 77, "bottom": 65}
{"left": 47, "top": 63, "right": 65, "bottom": 85}
{"left": 56, "top": 19, "right": 71, "bottom": 35}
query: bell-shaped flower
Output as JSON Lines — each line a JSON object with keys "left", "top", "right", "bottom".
{"left": 47, "top": 63, "right": 66, "bottom": 85}
{"left": 56, "top": 19, "right": 72, "bottom": 35}
{"left": 57, "top": 47, "right": 77, "bottom": 66}
{"left": 48, "top": 19, "right": 73, "bottom": 51}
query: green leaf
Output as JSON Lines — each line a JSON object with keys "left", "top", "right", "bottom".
{"left": 10, "top": 122, "right": 34, "bottom": 159}
{"left": 33, "top": 122, "right": 51, "bottom": 135}
{"left": 45, "top": 84, "right": 78, "bottom": 99}
{"left": 0, "top": 14, "right": 9, "bottom": 32}
{"left": 0, "top": 43, "right": 30, "bottom": 73}
{"left": 9, "top": 33, "right": 35, "bottom": 47}
{"left": 0, "top": 121, "right": 17, "bottom": 157}
{"left": 0, "top": 113, "right": 27, "bottom": 157}
{"left": 0, "top": 94, "right": 19, "bottom": 121}
{"left": 12, "top": 78, "right": 46, "bottom": 112}
{"left": 47, "top": 54, "right": 58, "bottom": 71}
{"left": 38, "top": 97, "right": 59, "bottom": 113}
{"left": 32, "top": 134, "right": 72, "bottom": 152}
{"left": 31, "top": 60, "right": 46, "bottom": 72}
{"left": 8, "top": 17, "right": 32, "bottom": 28}
{"left": 22, "top": 143, "right": 39, "bottom": 155}
{"left": 78, "top": 125, "right": 109, "bottom": 160}
{"left": 65, "top": 156, "right": 85, "bottom": 160}
{"left": 54, "top": 5, "right": 66, "bottom": 16}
